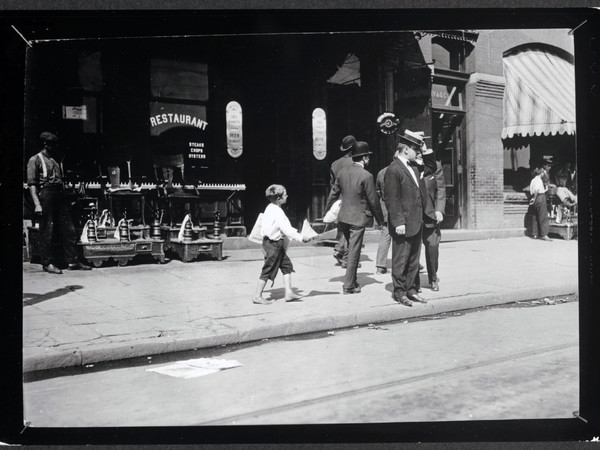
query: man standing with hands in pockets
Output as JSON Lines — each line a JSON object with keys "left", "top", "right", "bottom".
{"left": 384, "top": 130, "right": 434, "bottom": 306}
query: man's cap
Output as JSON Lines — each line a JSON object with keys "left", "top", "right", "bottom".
{"left": 542, "top": 157, "right": 554, "bottom": 166}
{"left": 40, "top": 132, "right": 59, "bottom": 143}
{"left": 340, "top": 135, "right": 356, "bottom": 152}
{"left": 397, "top": 129, "right": 424, "bottom": 149}
{"left": 351, "top": 141, "right": 373, "bottom": 158}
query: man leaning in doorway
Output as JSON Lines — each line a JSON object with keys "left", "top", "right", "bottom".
{"left": 329, "top": 135, "right": 356, "bottom": 268}
{"left": 384, "top": 130, "right": 433, "bottom": 307}
{"left": 325, "top": 141, "right": 384, "bottom": 294}
{"left": 26, "top": 132, "right": 92, "bottom": 274}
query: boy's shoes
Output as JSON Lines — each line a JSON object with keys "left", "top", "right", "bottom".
{"left": 68, "top": 262, "right": 92, "bottom": 271}
{"left": 431, "top": 280, "right": 439, "bottom": 291}
{"left": 43, "top": 264, "right": 62, "bottom": 274}
{"left": 285, "top": 294, "right": 303, "bottom": 302}
{"left": 376, "top": 267, "right": 387, "bottom": 275}
{"left": 252, "top": 297, "right": 274, "bottom": 305}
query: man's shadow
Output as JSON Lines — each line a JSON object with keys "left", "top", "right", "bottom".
{"left": 23, "top": 285, "right": 84, "bottom": 306}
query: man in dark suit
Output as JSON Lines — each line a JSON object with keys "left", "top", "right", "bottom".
{"left": 329, "top": 135, "right": 356, "bottom": 267}
{"left": 325, "top": 141, "right": 384, "bottom": 294}
{"left": 414, "top": 156, "right": 446, "bottom": 292}
{"left": 384, "top": 131, "right": 432, "bottom": 306}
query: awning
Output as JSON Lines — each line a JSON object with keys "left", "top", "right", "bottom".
{"left": 501, "top": 44, "right": 575, "bottom": 139}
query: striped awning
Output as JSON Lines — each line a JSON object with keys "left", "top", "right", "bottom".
{"left": 501, "top": 44, "right": 575, "bottom": 139}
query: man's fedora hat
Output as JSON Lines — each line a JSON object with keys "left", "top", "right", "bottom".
{"left": 397, "top": 129, "right": 424, "bottom": 149}
{"left": 351, "top": 141, "right": 373, "bottom": 158}
{"left": 40, "top": 131, "right": 59, "bottom": 143}
{"left": 340, "top": 135, "right": 356, "bottom": 152}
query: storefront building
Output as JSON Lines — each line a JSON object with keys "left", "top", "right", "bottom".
{"left": 22, "top": 28, "right": 575, "bottom": 234}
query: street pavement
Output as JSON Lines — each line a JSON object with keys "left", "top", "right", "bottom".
{"left": 22, "top": 233, "right": 579, "bottom": 373}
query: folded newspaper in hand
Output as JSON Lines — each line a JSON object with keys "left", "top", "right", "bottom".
{"left": 323, "top": 199, "right": 341, "bottom": 223}
{"left": 301, "top": 219, "right": 319, "bottom": 240}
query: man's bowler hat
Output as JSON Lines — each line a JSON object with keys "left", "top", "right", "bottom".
{"left": 340, "top": 135, "right": 356, "bottom": 152}
{"left": 351, "top": 141, "right": 373, "bottom": 158}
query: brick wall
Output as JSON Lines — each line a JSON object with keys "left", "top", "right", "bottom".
{"left": 465, "top": 73, "right": 506, "bottom": 229}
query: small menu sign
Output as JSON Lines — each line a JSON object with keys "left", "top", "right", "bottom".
{"left": 226, "top": 101, "right": 243, "bottom": 158}
{"left": 312, "top": 108, "right": 327, "bottom": 161}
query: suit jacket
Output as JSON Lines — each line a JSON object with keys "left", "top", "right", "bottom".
{"left": 421, "top": 160, "right": 446, "bottom": 225}
{"left": 384, "top": 158, "right": 425, "bottom": 238}
{"left": 376, "top": 166, "right": 388, "bottom": 222}
{"left": 330, "top": 153, "right": 354, "bottom": 187}
{"left": 325, "top": 163, "right": 384, "bottom": 228}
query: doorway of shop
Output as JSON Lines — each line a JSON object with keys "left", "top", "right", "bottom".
{"left": 433, "top": 111, "right": 465, "bottom": 229}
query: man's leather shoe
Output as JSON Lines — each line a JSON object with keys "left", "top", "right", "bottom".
{"left": 68, "top": 261, "right": 92, "bottom": 271}
{"left": 376, "top": 267, "right": 387, "bottom": 275}
{"left": 408, "top": 292, "right": 427, "bottom": 303}
{"left": 419, "top": 264, "right": 425, "bottom": 272}
{"left": 43, "top": 264, "right": 62, "bottom": 274}
{"left": 430, "top": 280, "right": 439, "bottom": 291}
{"left": 395, "top": 295, "right": 413, "bottom": 307}
{"left": 343, "top": 286, "right": 361, "bottom": 294}
{"left": 333, "top": 253, "right": 344, "bottom": 265}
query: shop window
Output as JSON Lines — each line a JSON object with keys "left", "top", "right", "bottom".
{"left": 328, "top": 53, "right": 361, "bottom": 86}
{"left": 432, "top": 40, "right": 465, "bottom": 72}
{"left": 431, "top": 83, "right": 463, "bottom": 109}
{"left": 504, "top": 147, "right": 531, "bottom": 192}
{"left": 151, "top": 59, "right": 208, "bottom": 101}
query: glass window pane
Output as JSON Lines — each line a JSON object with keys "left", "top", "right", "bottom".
{"left": 151, "top": 59, "right": 208, "bottom": 101}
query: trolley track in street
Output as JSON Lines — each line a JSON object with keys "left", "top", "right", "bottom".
{"left": 198, "top": 341, "right": 577, "bottom": 425}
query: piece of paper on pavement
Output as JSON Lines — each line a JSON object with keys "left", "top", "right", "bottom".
{"left": 301, "top": 219, "right": 319, "bottom": 239}
{"left": 146, "top": 358, "right": 242, "bottom": 379}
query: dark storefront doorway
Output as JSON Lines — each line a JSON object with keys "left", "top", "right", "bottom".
{"left": 433, "top": 111, "right": 465, "bottom": 229}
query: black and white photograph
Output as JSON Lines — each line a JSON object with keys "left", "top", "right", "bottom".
{"left": 2, "top": 5, "right": 599, "bottom": 445}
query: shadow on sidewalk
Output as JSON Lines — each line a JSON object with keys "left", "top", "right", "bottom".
{"left": 23, "top": 285, "right": 83, "bottom": 306}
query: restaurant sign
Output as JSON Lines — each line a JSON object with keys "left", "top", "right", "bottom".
{"left": 312, "top": 108, "right": 327, "bottom": 161}
{"left": 226, "top": 101, "right": 243, "bottom": 158}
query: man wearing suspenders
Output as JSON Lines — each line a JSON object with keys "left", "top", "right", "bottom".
{"left": 26, "top": 132, "right": 91, "bottom": 274}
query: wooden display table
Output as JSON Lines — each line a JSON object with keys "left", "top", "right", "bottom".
{"left": 79, "top": 238, "right": 165, "bottom": 267}
{"left": 548, "top": 221, "right": 577, "bottom": 240}
{"left": 167, "top": 238, "right": 223, "bottom": 262}
{"left": 160, "top": 225, "right": 223, "bottom": 262}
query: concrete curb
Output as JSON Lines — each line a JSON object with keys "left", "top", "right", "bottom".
{"left": 23, "top": 282, "right": 577, "bottom": 373}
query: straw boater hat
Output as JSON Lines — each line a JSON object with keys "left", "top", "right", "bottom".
{"left": 340, "top": 135, "right": 356, "bottom": 152}
{"left": 351, "top": 141, "right": 373, "bottom": 158}
{"left": 397, "top": 129, "right": 424, "bottom": 149}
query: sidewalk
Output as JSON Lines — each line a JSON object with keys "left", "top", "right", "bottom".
{"left": 22, "top": 235, "right": 579, "bottom": 373}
